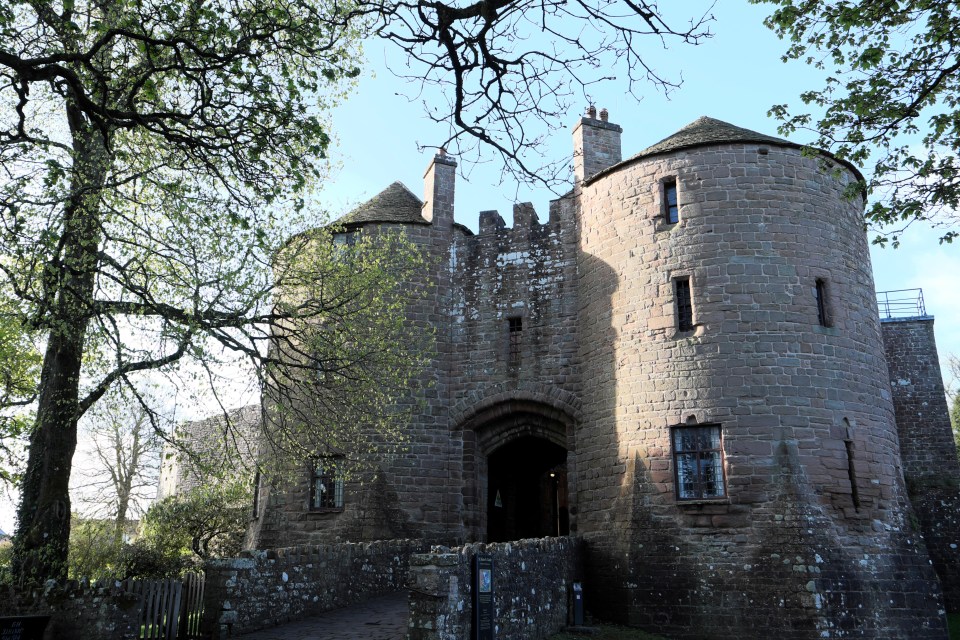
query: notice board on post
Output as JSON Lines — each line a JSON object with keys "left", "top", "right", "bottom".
{"left": 472, "top": 554, "right": 495, "bottom": 640}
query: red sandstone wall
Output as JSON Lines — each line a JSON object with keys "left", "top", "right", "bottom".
{"left": 576, "top": 141, "right": 946, "bottom": 638}
{"left": 882, "top": 318, "right": 960, "bottom": 611}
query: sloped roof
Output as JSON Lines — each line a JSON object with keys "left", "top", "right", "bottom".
{"left": 336, "top": 181, "right": 428, "bottom": 226}
{"left": 636, "top": 116, "right": 789, "bottom": 158}
{"left": 586, "top": 116, "right": 865, "bottom": 187}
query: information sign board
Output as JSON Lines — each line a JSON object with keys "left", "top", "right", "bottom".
{"left": 472, "top": 554, "right": 494, "bottom": 640}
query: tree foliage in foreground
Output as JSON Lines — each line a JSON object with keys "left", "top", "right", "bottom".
{"left": 0, "top": 297, "right": 41, "bottom": 486}
{"left": 757, "top": 0, "right": 960, "bottom": 246}
{"left": 141, "top": 481, "right": 249, "bottom": 562}
{"left": 0, "top": 0, "right": 427, "bottom": 585}
{"left": 2, "top": 0, "right": 717, "bottom": 584}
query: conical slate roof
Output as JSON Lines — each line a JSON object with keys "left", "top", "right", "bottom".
{"left": 634, "top": 116, "right": 789, "bottom": 159}
{"left": 587, "top": 116, "right": 864, "bottom": 187}
{"left": 336, "top": 181, "right": 428, "bottom": 226}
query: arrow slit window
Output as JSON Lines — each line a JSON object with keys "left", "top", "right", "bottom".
{"left": 663, "top": 179, "right": 679, "bottom": 224}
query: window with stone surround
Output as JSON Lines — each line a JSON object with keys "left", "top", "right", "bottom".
{"left": 333, "top": 231, "right": 357, "bottom": 247}
{"left": 674, "top": 277, "right": 693, "bottom": 332}
{"left": 309, "top": 457, "right": 344, "bottom": 511}
{"left": 508, "top": 316, "right": 523, "bottom": 366}
{"left": 663, "top": 179, "right": 679, "bottom": 224}
{"left": 672, "top": 424, "right": 726, "bottom": 500}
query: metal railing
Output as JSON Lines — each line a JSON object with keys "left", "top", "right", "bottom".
{"left": 877, "top": 288, "right": 926, "bottom": 319}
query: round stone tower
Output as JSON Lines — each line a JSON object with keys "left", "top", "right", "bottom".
{"left": 575, "top": 116, "right": 946, "bottom": 638}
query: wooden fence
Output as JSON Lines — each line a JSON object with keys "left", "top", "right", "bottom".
{"left": 127, "top": 572, "right": 205, "bottom": 639}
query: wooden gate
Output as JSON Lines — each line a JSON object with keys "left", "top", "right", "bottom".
{"left": 128, "top": 572, "right": 204, "bottom": 639}
{"left": 178, "top": 572, "right": 205, "bottom": 639}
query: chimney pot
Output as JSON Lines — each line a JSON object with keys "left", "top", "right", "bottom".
{"left": 599, "top": 108, "right": 609, "bottom": 122}
{"left": 572, "top": 109, "right": 622, "bottom": 183}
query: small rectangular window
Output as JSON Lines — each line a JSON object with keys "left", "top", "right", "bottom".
{"left": 675, "top": 278, "right": 693, "bottom": 332}
{"left": 672, "top": 424, "right": 726, "bottom": 500}
{"left": 814, "top": 279, "right": 830, "bottom": 327}
{"left": 309, "top": 458, "right": 344, "bottom": 511}
{"left": 508, "top": 317, "right": 522, "bottom": 366}
{"left": 333, "top": 232, "right": 357, "bottom": 247}
{"left": 663, "top": 179, "right": 679, "bottom": 224}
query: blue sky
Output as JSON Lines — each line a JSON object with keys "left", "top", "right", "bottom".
{"left": 320, "top": 0, "right": 960, "bottom": 389}
{"left": 2, "top": 1, "right": 958, "bottom": 535}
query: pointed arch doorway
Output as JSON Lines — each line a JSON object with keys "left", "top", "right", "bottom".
{"left": 458, "top": 399, "right": 576, "bottom": 542}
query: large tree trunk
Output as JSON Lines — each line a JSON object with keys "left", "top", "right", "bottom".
{"left": 11, "top": 104, "right": 109, "bottom": 584}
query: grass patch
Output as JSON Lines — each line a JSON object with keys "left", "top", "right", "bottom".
{"left": 550, "top": 624, "right": 670, "bottom": 640}
{"left": 549, "top": 614, "right": 960, "bottom": 639}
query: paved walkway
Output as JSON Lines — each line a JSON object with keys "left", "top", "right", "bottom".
{"left": 239, "top": 591, "right": 409, "bottom": 639}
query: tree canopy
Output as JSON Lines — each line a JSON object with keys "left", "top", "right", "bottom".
{"left": 1, "top": 0, "right": 717, "bottom": 583}
{"left": 352, "top": 0, "right": 715, "bottom": 184}
{"left": 757, "top": 0, "right": 960, "bottom": 246}
{"left": 142, "top": 480, "right": 250, "bottom": 562}
{"left": 0, "top": 0, "right": 421, "bottom": 583}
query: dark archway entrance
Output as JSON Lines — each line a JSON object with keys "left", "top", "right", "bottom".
{"left": 487, "top": 436, "right": 569, "bottom": 542}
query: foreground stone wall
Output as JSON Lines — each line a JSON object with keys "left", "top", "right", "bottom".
{"left": 202, "top": 539, "right": 427, "bottom": 638}
{"left": 882, "top": 317, "right": 960, "bottom": 611}
{"left": 407, "top": 536, "right": 584, "bottom": 640}
{"left": 1, "top": 580, "right": 141, "bottom": 640}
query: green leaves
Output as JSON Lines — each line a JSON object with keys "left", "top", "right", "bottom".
{"left": 142, "top": 479, "right": 250, "bottom": 560}
{"left": 0, "top": 0, "right": 369, "bottom": 582}
{"left": 756, "top": 0, "right": 960, "bottom": 245}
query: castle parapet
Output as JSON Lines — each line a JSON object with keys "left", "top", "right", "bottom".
{"left": 479, "top": 210, "right": 506, "bottom": 234}
{"left": 512, "top": 202, "right": 539, "bottom": 228}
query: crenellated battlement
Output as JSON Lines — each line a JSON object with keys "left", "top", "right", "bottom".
{"left": 455, "top": 198, "right": 574, "bottom": 274}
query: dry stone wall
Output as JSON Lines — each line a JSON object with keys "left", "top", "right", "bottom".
{"left": 407, "top": 536, "right": 584, "bottom": 640}
{"left": 202, "top": 539, "right": 427, "bottom": 638}
{"left": 1, "top": 580, "right": 142, "bottom": 640}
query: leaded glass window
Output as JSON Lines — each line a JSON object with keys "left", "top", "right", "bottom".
{"left": 664, "top": 180, "right": 679, "bottom": 224}
{"left": 675, "top": 277, "right": 693, "bottom": 332}
{"left": 309, "top": 458, "right": 344, "bottom": 510}
{"left": 672, "top": 425, "right": 726, "bottom": 500}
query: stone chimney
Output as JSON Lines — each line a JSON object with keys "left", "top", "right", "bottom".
{"left": 573, "top": 106, "right": 622, "bottom": 183}
{"left": 422, "top": 147, "right": 457, "bottom": 228}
